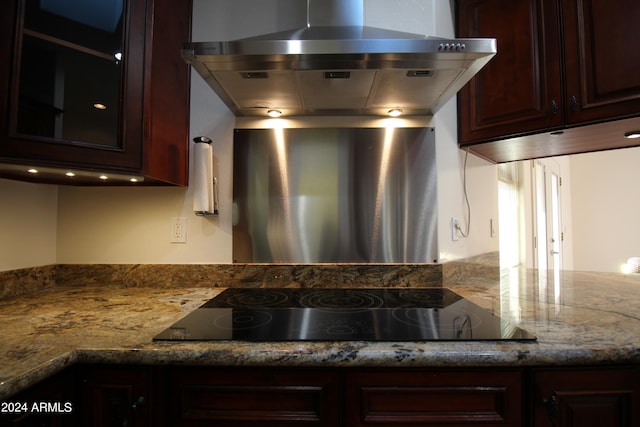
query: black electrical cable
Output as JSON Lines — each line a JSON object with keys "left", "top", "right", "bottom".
{"left": 457, "top": 148, "right": 471, "bottom": 238}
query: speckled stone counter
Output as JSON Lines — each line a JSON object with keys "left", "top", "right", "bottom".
{"left": 1, "top": 268, "right": 639, "bottom": 399}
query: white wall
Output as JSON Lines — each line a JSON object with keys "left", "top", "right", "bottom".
{"left": 430, "top": 1, "right": 499, "bottom": 261}
{"left": 515, "top": 146, "right": 640, "bottom": 273}
{"left": 0, "top": 179, "right": 58, "bottom": 270}
{"left": 2, "top": 0, "right": 498, "bottom": 270}
{"left": 570, "top": 146, "right": 640, "bottom": 272}
{"left": 436, "top": 132, "right": 499, "bottom": 262}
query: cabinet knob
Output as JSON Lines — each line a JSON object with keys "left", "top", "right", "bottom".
{"left": 132, "top": 395, "right": 146, "bottom": 409}
{"left": 541, "top": 394, "right": 558, "bottom": 424}
{"left": 551, "top": 99, "right": 558, "bottom": 115}
{"left": 570, "top": 95, "right": 578, "bottom": 112}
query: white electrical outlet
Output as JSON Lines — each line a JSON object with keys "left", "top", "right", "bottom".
{"left": 171, "top": 217, "right": 187, "bottom": 243}
{"left": 451, "top": 217, "right": 460, "bottom": 241}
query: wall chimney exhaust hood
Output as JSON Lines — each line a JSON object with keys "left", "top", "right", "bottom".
{"left": 183, "top": 0, "right": 496, "bottom": 117}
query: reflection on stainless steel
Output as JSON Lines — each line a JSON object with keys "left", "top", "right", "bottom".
{"left": 232, "top": 127, "right": 437, "bottom": 263}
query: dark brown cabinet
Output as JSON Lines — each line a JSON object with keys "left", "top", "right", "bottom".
{"left": 2, "top": 364, "right": 638, "bottom": 426}
{"left": 533, "top": 367, "right": 640, "bottom": 427}
{"left": 457, "top": 0, "right": 640, "bottom": 162}
{"left": 0, "top": 369, "right": 75, "bottom": 427}
{"left": 0, "top": 0, "right": 191, "bottom": 185}
{"left": 345, "top": 369, "right": 523, "bottom": 426}
{"left": 78, "top": 366, "right": 154, "bottom": 427}
{"left": 457, "top": 0, "right": 563, "bottom": 146}
{"left": 166, "top": 367, "right": 340, "bottom": 427}
{"left": 561, "top": 0, "right": 640, "bottom": 126}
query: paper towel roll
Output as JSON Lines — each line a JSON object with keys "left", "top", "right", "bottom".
{"left": 193, "top": 137, "right": 218, "bottom": 215}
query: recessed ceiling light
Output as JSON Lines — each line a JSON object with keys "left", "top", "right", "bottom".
{"left": 267, "top": 109, "right": 282, "bottom": 118}
{"left": 624, "top": 131, "right": 640, "bottom": 139}
{"left": 388, "top": 108, "right": 403, "bottom": 117}
{"left": 93, "top": 103, "right": 107, "bottom": 110}
{"left": 27, "top": 168, "right": 38, "bottom": 174}
{"left": 65, "top": 172, "right": 75, "bottom": 177}
{"left": 130, "top": 178, "right": 139, "bottom": 183}
{"left": 99, "top": 175, "right": 109, "bottom": 180}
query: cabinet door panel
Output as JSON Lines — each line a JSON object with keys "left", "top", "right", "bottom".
{"left": 534, "top": 367, "right": 640, "bottom": 427}
{"left": 167, "top": 368, "right": 340, "bottom": 427}
{"left": 457, "top": 0, "right": 563, "bottom": 145}
{"left": 555, "top": 390, "right": 632, "bottom": 426}
{"left": 345, "top": 369, "right": 522, "bottom": 426}
{"left": 562, "top": 0, "right": 640, "bottom": 124}
{"left": 79, "top": 366, "right": 151, "bottom": 427}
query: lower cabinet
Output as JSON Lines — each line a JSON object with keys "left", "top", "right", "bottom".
{"left": 150, "top": 365, "right": 640, "bottom": 427}
{"left": 77, "top": 365, "right": 156, "bottom": 427}
{"left": 2, "top": 364, "right": 638, "bottom": 426}
{"left": 532, "top": 367, "right": 640, "bottom": 427}
{"left": 0, "top": 369, "right": 75, "bottom": 427}
{"left": 166, "top": 367, "right": 523, "bottom": 426}
{"left": 344, "top": 369, "right": 523, "bottom": 426}
{"left": 165, "top": 367, "right": 340, "bottom": 427}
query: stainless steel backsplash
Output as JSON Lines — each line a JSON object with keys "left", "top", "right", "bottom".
{"left": 232, "top": 127, "right": 437, "bottom": 263}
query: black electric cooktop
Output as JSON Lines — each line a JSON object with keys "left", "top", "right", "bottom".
{"left": 153, "top": 288, "right": 536, "bottom": 342}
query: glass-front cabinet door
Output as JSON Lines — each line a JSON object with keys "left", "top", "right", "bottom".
{"left": 0, "top": 0, "right": 148, "bottom": 181}
{"left": 0, "top": 0, "right": 191, "bottom": 185}
{"left": 17, "top": 0, "right": 125, "bottom": 147}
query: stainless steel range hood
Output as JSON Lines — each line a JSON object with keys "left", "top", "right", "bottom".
{"left": 183, "top": 0, "right": 496, "bottom": 117}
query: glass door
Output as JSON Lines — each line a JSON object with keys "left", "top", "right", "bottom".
{"left": 533, "top": 159, "right": 563, "bottom": 275}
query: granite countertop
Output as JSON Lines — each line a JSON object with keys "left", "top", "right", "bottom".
{"left": 1, "top": 269, "right": 640, "bottom": 399}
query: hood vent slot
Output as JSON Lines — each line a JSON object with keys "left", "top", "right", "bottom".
{"left": 407, "top": 70, "right": 434, "bottom": 78}
{"left": 243, "top": 72, "right": 269, "bottom": 79}
{"left": 325, "top": 71, "right": 351, "bottom": 79}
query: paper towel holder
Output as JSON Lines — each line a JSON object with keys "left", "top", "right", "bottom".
{"left": 193, "top": 136, "right": 219, "bottom": 216}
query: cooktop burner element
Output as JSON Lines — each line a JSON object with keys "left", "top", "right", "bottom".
{"left": 298, "top": 290, "right": 384, "bottom": 310}
{"left": 224, "top": 290, "right": 290, "bottom": 307}
{"left": 154, "top": 288, "right": 536, "bottom": 342}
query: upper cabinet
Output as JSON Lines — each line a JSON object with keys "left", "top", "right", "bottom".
{"left": 561, "top": 0, "right": 640, "bottom": 125}
{"left": 0, "top": 0, "right": 191, "bottom": 185}
{"left": 457, "top": 0, "right": 640, "bottom": 163}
